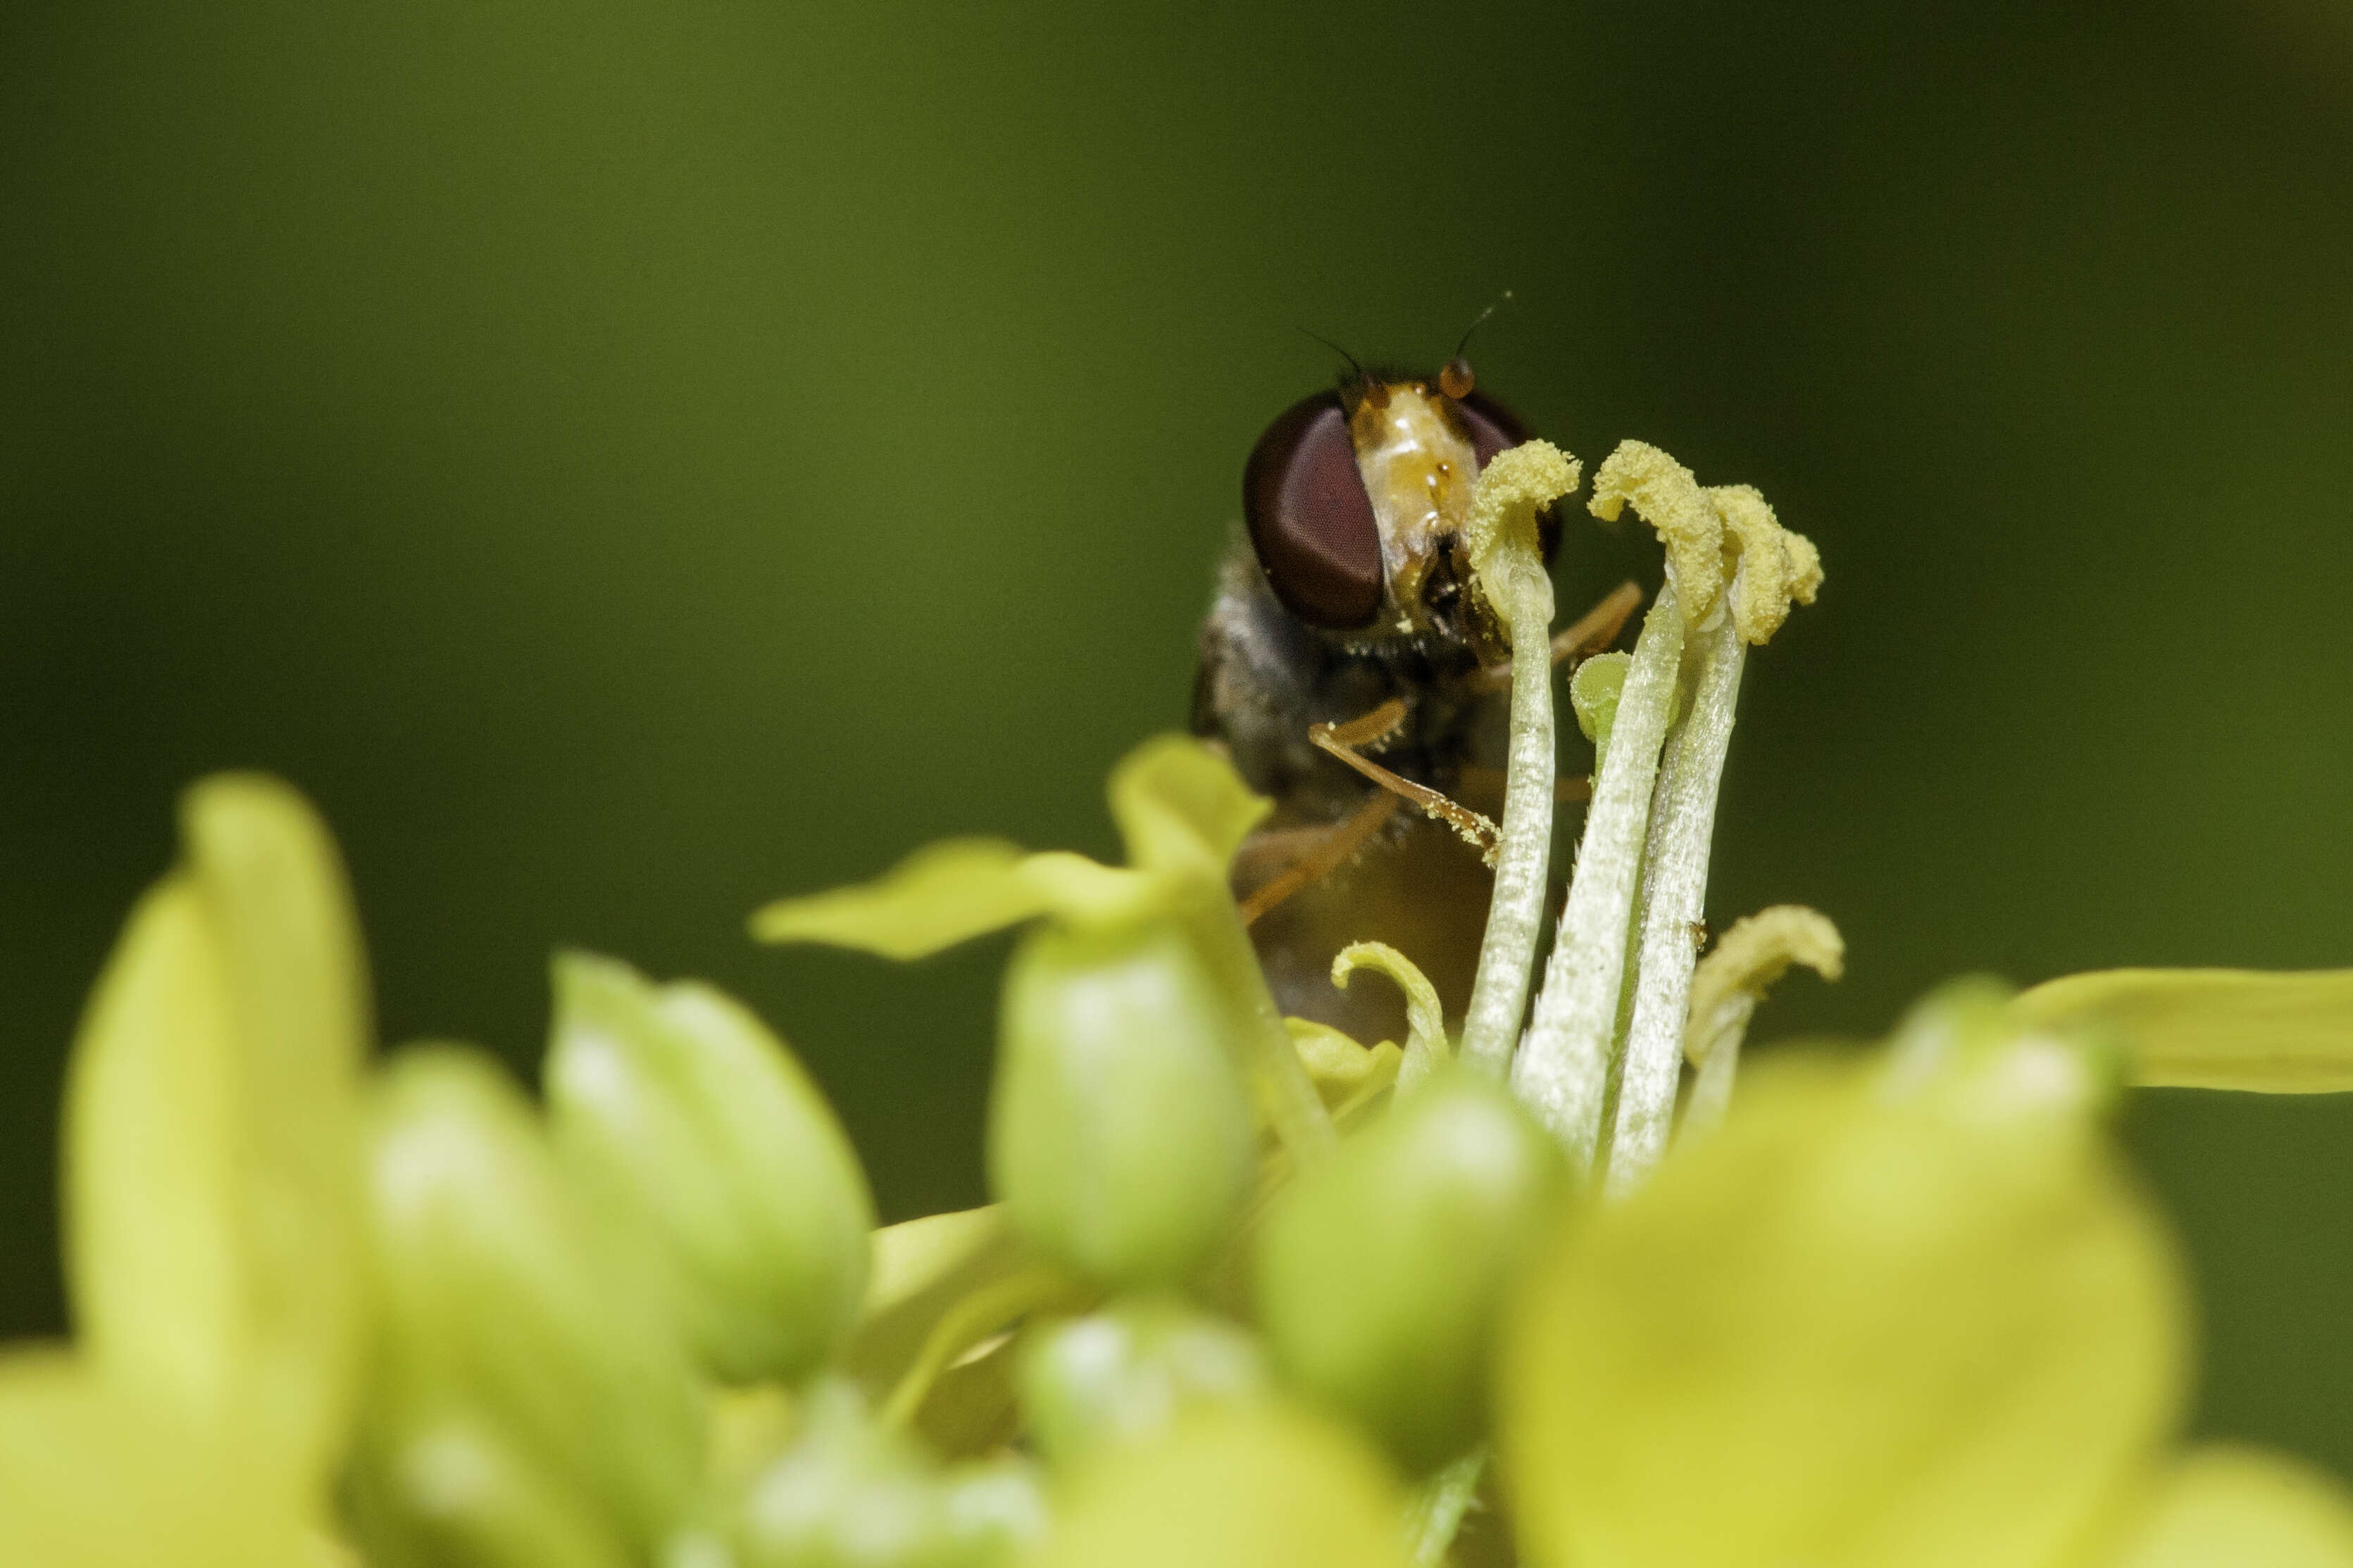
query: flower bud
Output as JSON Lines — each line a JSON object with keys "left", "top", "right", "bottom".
{"left": 544, "top": 952, "right": 875, "bottom": 1385}
{"left": 1028, "top": 1405, "right": 1411, "bottom": 1568}
{"left": 1254, "top": 1067, "right": 1568, "bottom": 1469}
{"left": 989, "top": 919, "right": 1254, "bottom": 1288}
{"left": 735, "top": 1381, "right": 980, "bottom": 1568}
{"left": 61, "top": 775, "right": 368, "bottom": 1490}
{"left": 357, "top": 1046, "right": 704, "bottom": 1555}
{"left": 939, "top": 1457, "right": 1050, "bottom": 1565}
{"left": 1883, "top": 976, "right": 2121, "bottom": 1126}
{"left": 344, "top": 1405, "right": 637, "bottom": 1568}
{"left": 1018, "top": 1298, "right": 1269, "bottom": 1469}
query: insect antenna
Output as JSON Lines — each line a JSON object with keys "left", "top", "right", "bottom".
{"left": 1451, "top": 290, "right": 1514, "bottom": 363}
{"left": 1297, "top": 326, "right": 1375, "bottom": 395}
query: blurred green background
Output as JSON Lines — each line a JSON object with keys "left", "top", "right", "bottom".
{"left": 4, "top": 0, "right": 2349, "bottom": 1467}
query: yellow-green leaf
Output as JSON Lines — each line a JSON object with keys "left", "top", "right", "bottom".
{"left": 1106, "top": 734, "right": 1270, "bottom": 882}
{"left": 751, "top": 836, "right": 1173, "bottom": 958}
{"left": 1284, "top": 1017, "right": 1404, "bottom": 1113}
{"left": 1502, "top": 1056, "right": 2187, "bottom": 1568}
{"left": 2011, "top": 969, "right": 2353, "bottom": 1093}
{"left": 843, "top": 1207, "right": 1028, "bottom": 1407}
{"left": 751, "top": 838, "right": 1050, "bottom": 958}
{"left": 61, "top": 775, "right": 369, "bottom": 1488}
{"left": 1028, "top": 1405, "right": 1411, "bottom": 1568}
{"left": 2104, "top": 1446, "right": 2353, "bottom": 1568}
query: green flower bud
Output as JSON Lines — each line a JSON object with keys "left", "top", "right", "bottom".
{"left": 357, "top": 1046, "right": 704, "bottom": 1555}
{"left": 1028, "top": 1405, "right": 1411, "bottom": 1568}
{"left": 61, "top": 776, "right": 369, "bottom": 1492}
{"left": 1883, "top": 975, "right": 2123, "bottom": 1124}
{"left": 1018, "top": 1299, "right": 1268, "bottom": 1469}
{"left": 989, "top": 919, "right": 1254, "bottom": 1288}
{"left": 735, "top": 1381, "right": 974, "bottom": 1568}
{"left": 344, "top": 1405, "right": 635, "bottom": 1568}
{"left": 544, "top": 952, "right": 875, "bottom": 1385}
{"left": 938, "top": 1456, "right": 1050, "bottom": 1566}
{"left": 1253, "top": 1067, "right": 1568, "bottom": 1470}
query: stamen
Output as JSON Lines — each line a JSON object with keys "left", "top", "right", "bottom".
{"left": 1406, "top": 1447, "right": 1488, "bottom": 1564}
{"left": 1678, "top": 905, "right": 1844, "bottom": 1140}
{"left": 1454, "top": 441, "right": 1581, "bottom": 1074}
{"left": 1511, "top": 589, "right": 1685, "bottom": 1167}
{"left": 1604, "top": 479, "right": 1822, "bottom": 1183}
{"left": 1603, "top": 601, "right": 1747, "bottom": 1195}
{"left": 1509, "top": 444, "right": 1823, "bottom": 1177}
{"left": 1332, "top": 942, "right": 1449, "bottom": 1093}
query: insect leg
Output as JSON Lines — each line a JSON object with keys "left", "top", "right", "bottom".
{"left": 1310, "top": 702, "right": 1501, "bottom": 860}
{"left": 1237, "top": 790, "right": 1402, "bottom": 926}
{"left": 1456, "top": 765, "right": 1592, "bottom": 808}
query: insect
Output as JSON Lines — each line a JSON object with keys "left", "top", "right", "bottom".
{"left": 1190, "top": 354, "right": 1638, "bottom": 1044}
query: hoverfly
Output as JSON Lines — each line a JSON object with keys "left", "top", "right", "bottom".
{"left": 1190, "top": 355, "right": 1638, "bottom": 1044}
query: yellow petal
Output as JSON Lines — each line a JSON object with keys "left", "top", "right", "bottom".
{"left": 1106, "top": 734, "right": 1271, "bottom": 882}
{"left": 2103, "top": 1446, "right": 2353, "bottom": 1568}
{"left": 2010, "top": 969, "right": 2353, "bottom": 1093}
{"left": 1028, "top": 1405, "right": 1411, "bottom": 1568}
{"left": 0, "top": 1350, "right": 316, "bottom": 1568}
{"left": 61, "top": 776, "right": 368, "bottom": 1488}
{"left": 1502, "top": 1055, "right": 2188, "bottom": 1568}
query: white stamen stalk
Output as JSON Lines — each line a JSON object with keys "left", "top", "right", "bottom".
{"left": 1513, "top": 585, "right": 1685, "bottom": 1167}
{"left": 1459, "top": 549, "right": 1558, "bottom": 1074}
{"left": 1603, "top": 604, "right": 1746, "bottom": 1194}
{"left": 1456, "top": 441, "right": 1580, "bottom": 1076}
{"left": 1680, "top": 1009, "right": 1749, "bottom": 1141}
{"left": 1406, "top": 1447, "right": 1488, "bottom": 1565}
{"left": 1678, "top": 904, "right": 1845, "bottom": 1144}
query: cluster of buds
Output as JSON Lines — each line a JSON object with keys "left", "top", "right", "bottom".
{"left": 4, "top": 440, "right": 2353, "bottom": 1568}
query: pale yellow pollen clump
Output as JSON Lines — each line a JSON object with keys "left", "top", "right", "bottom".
{"left": 1709, "top": 483, "right": 1824, "bottom": 645}
{"left": 1587, "top": 441, "right": 1725, "bottom": 625}
{"left": 1587, "top": 441, "right": 1823, "bottom": 644}
{"left": 1463, "top": 439, "right": 1580, "bottom": 579}
{"left": 1683, "top": 905, "right": 1845, "bottom": 1069}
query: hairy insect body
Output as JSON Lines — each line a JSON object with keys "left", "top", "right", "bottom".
{"left": 1191, "top": 364, "right": 1552, "bottom": 1043}
{"left": 1192, "top": 542, "right": 1505, "bottom": 1043}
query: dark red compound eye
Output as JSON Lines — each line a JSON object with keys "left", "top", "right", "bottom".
{"left": 1451, "top": 388, "right": 1561, "bottom": 565}
{"left": 1452, "top": 388, "right": 1530, "bottom": 469}
{"left": 1242, "top": 391, "right": 1384, "bottom": 630}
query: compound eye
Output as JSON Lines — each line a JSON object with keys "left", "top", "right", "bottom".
{"left": 1452, "top": 389, "right": 1532, "bottom": 469}
{"left": 1451, "top": 389, "right": 1561, "bottom": 565}
{"left": 1242, "top": 391, "right": 1383, "bottom": 630}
